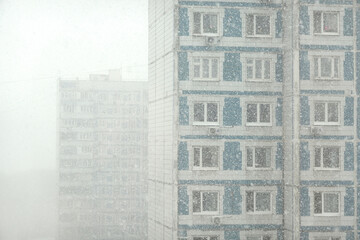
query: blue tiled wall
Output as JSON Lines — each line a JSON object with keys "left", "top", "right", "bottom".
{"left": 223, "top": 53, "right": 242, "bottom": 81}
{"left": 300, "top": 187, "right": 310, "bottom": 216}
{"left": 179, "top": 96, "right": 189, "bottom": 125}
{"left": 300, "top": 96, "right": 310, "bottom": 125}
{"left": 300, "top": 142, "right": 310, "bottom": 171}
{"left": 178, "top": 52, "right": 189, "bottom": 81}
{"left": 178, "top": 186, "right": 189, "bottom": 215}
{"left": 178, "top": 142, "right": 189, "bottom": 170}
{"left": 223, "top": 97, "right": 242, "bottom": 126}
{"left": 344, "top": 142, "right": 354, "bottom": 171}
{"left": 223, "top": 185, "right": 242, "bottom": 215}
{"left": 299, "top": 6, "right": 310, "bottom": 35}
{"left": 223, "top": 142, "right": 242, "bottom": 170}
{"left": 179, "top": 8, "right": 189, "bottom": 36}
{"left": 223, "top": 8, "right": 242, "bottom": 37}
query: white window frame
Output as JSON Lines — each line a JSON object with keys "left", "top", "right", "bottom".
{"left": 314, "top": 146, "right": 340, "bottom": 170}
{"left": 246, "top": 103, "right": 272, "bottom": 127}
{"left": 192, "top": 12, "right": 220, "bottom": 36}
{"left": 193, "top": 146, "right": 220, "bottom": 170}
{"left": 246, "top": 13, "right": 272, "bottom": 38}
{"left": 245, "top": 58, "right": 272, "bottom": 82}
{"left": 246, "top": 146, "right": 272, "bottom": 170}
{"left": 313, "top": 11, "right": 340, "bottom": 35}
{"left": 313, "top": 56, "right": 340, "bottom": 80}
{"left": 192, "top": 190, "right": 220, "bottom": 215}
{"left": 313, "top": 101, "right": 340, "bottom": 126}
{"left": 192, "top": 57, "right": 220, "bottom": 81}
{"left": 246, "top": 191, "right": 272, "bottom": 214}
{"left": 313, "top": 191, "right": 340, "bottom": 216}
{"left": 193, "top": 102, "right": 219, "bottom": 126}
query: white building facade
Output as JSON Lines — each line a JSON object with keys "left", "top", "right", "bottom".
{"left": 58, "top": 75, "right": 148, "bottom": 240}
{"left": 148, "top": 0, "right": 360, "bottom": 239}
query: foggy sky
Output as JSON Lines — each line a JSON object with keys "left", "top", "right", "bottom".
{"left": 0, "top": 0, "right": 148, "bottom": 174}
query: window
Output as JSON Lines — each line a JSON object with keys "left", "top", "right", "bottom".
{"left": 246, "top": 14, "right": 271, "bottom": 37}
{"left": 246, "top": 58, "right": 271, "bottom": 81}
{"left": 193, "top": 237, "right": 219, "bottom": 240}
{"left": 314, "top": 56, "right": 340, "bottom": 80}
{"left": 194, "top": 146, "right": 219, "bottom": 170}
{"left": 314, "top": 102, "right": 339, "bottom": 125}
{"left": 193, "top": 191, "right": 219, "bottom": 214}
{"left": 193, "top": 102, "right": 219, "bottom": 125}
{"left": 314, "top": 192, "right": 340, "bottom": 216}
{"left": 246, "top": 103, "right": 271, "bottom": 126}
{"left": 193, "top": 57, "right": 219, "bottom": 81}
{"left": 314, "top": 11, "right": 339, "bottom": 35}
{"left": 247, "top": 147, "right": 271, "bottom": 169}
{"left": 193, "top": 12, "right": 219, "bottom": 35}
{"left": 314, "top": 146, "right": 340, "bottom": 169}
{"left": 246, "top": 191, "right": 271, "bottom": 213}
{"left": 247, "top": 236, "right": 271, "bottom": 240}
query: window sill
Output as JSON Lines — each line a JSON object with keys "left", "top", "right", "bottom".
{"left": 193, "top": 122, "right": 220, "bottom": 126}
{"left": 246, "top": 211, "right": 272, "bottom": 215}
{"left": 192, "top": 78, "right": 220, "bottom": 82}
{"left": 246, "top": 79, "right": 272, "bottom": 83}
{"left": 193, "top": 212, "right": 220, "bottom": 216}
{"left": 246, "top": 123, "right": 272, "bottom": 127}
{"left": 314, "top": 168, "right": 340, "bottom": 171}
{"left": 314, "top": 213, "right": 341, "bottom": 217}
{"left": 246, "top": 167, "right": 273, "bottom": 171}
{"left": 193, "top": 167, "right": 220, "bottom": 171}
{"left": 313, "top": 122, "right": 340, "bottom": 126}
{"left": 313, "top": 32, "right": 340, "bottom": 36}
{"left": 246, "top": 35, "right": 272, "bottom": 38}
{"left": 193, "top": 33, "right": 220, "bottom": 37}
{"left": 314, "top": 78, "right": 341, "bottom": 81}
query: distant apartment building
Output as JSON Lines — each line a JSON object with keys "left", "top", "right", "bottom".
{"left": 58, "top": 71, "right": 148, "bottom": 240}
{"left": 149, "top": 0, "right": 359, "bottom": 239}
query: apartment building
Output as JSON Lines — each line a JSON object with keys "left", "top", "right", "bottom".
{"left": 58, "top": 72, "right": 148, "bottom": 240}
{"left": 148, "top": 0, "right": 359, "bottom": 239}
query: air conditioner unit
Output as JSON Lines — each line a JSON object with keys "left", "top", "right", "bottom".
{"left": 208, "top": 127, "right": 220, "bottom": 135}
{"left": 205, "top": 36, "right": 219, "bottom": 46}
{"left": 211, "top": 216, "right": 221, "bottom": 226}
{"left": 311, "top": 126, "right": 322, "bottom": 136}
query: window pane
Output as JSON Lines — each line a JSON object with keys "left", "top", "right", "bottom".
{"left": 194, "top": 103, "right": 205, "bottom": 122}
{"left": 247, "top": 65, "right": 254, "bottom": 79}
{"left": 194, "top": 148, "right": 201, "bottom": 167}
{"left": 202, "top": 59, "right": 210, "bottom": 78}
{"left": 255, "top": 15, "right": 270, "bottom": 35}
{"left": 202, "top": 147, "right": 219, "bottom": 168}
{"left": 323, "top": 147, "right": 339, "bottom": 168}
{"left": 247, "top": 148, "right": 253, "bottom": 167}
{"left": 193, "top": 237, "right": 207, "bottom": 240}
{"left": 246, "top": 15, "right": 254, "bottom": 35}
{"left": 246, "top": 191, "right": 254, "bottom": 212}
{"left": 324, "top": 193, "right": 339, "bottom": 213}
{"left": 255, "top": 60, "right": 262, "bottom": 79}
{"left": 193, "top": 13, "right": 201, "bottom": 34}
{"left": 210, "top": 237, "right": 219, "bottom": 240}
{"left": 321, "top": 58, "right": 332, "bottom": 78}
{"left": 194, "top": 65, "right": 200, "bottom": 78}
{"left": 260, "top": 104, "right": 270, "bottom": 123}
{"left": 314, "top": 12, "right": 322, "bottom": 33}
{"left": 207, "top": 103, "right": 218, "bottom": 122}
{"left": 255, "top": 192, "right": 271, "bottom": 212}
{"left": 264, "top": 60, "right": 270, "bottom": 79}
{"left": 203, "top": 14, "right": 218, "bottom": 34}
{"left": 211, "top": 59, "right": 218, "bottom": 78}
{"left": 314, "top": 192, "right": 322, "bottom": 214}
{"left": 315, "top": 147, "right": 321, "bottom": 167}
{"left": 263, "top": 236, "right": 271, "bottom": 240}
{"left": 255, "top": 147, "right": 271, "bottom": 168}
{"left": 314, "top": 57, "right": 319, "bottom": 78}
{"left": 334, "top": 58, "right": 339, "bottom": 78}
{"left": 247, "top": 104, "right": 257, "bottom": 123}
{"left": 202, "top": 192, "right": 218, "bottom": 211}
{"left": 323, "top": 13, "right": 338, "bottom": 33}
{"left": 315, "top": 103, "right": 325, "bottom": 122}
{"left": 328, "top": 103, "right": 338, "bottom": 122}
{"left": 193, "top": 191, "right": 201, "bottom": 212}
